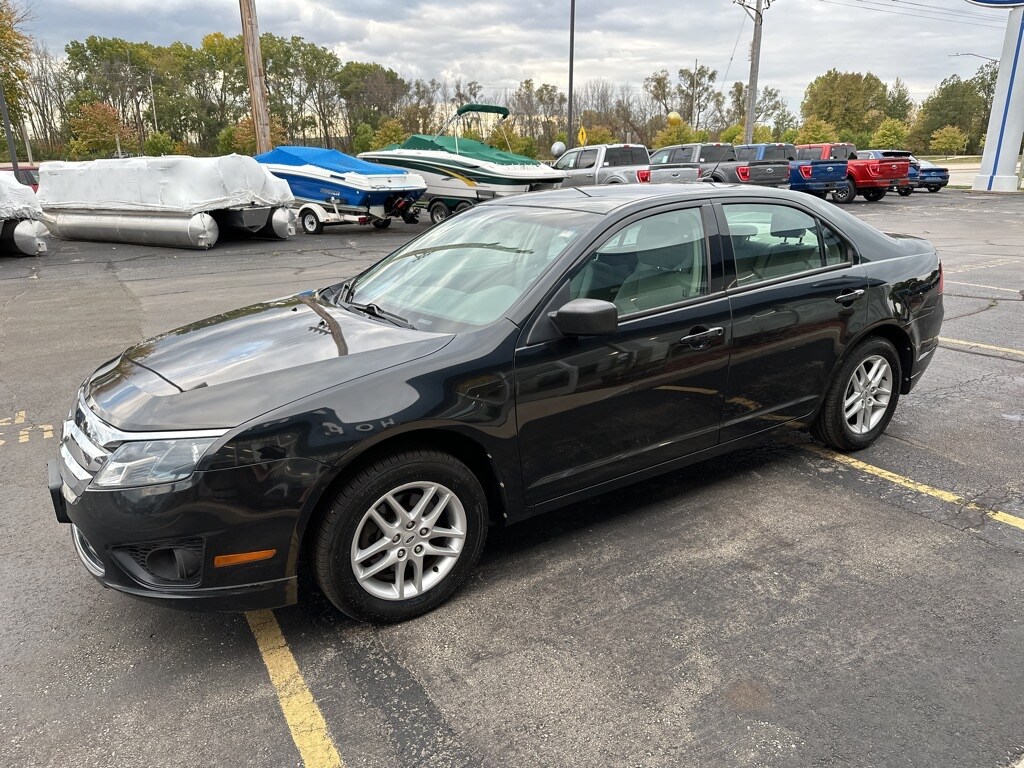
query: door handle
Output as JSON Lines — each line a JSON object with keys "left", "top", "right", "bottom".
{"left": 834, "top": 289, "right": 865, "bottom": 304}
{"left": 680, "top": 326, "right": 724, "bottom": 347}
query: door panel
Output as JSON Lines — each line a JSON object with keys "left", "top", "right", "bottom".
{"left": 515, "top": 298, "right": 731, "bottom": 504}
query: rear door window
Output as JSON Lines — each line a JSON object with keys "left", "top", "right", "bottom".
{"left": 604, "top": 147, "right": 649, "bottom": 166}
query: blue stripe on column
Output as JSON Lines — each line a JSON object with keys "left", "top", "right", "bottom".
{"left": 988, "top": 12, "right": 1024, "bottom": 190}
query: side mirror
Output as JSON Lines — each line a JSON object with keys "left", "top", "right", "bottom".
{"left": 550, "top": 298, "right": 618, "bottom": 337}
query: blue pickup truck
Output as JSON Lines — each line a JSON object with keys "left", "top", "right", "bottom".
{"left": 735, "top": 143, "right": 847, "bottom": 198}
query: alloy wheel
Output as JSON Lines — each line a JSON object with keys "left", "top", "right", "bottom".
{"left": 350, "top": 482, "right": 467, "bottom": 601}
{"left": 843, "top": 354, "right": 893, "bottom": 435}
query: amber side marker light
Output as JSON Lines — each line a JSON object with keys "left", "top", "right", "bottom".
{"left": 214, "top": 549, "right": 277, "bottom": 567}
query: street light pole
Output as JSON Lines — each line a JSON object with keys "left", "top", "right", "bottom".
{"left": 567, "top": 0, "right": 576, "bottom": 149}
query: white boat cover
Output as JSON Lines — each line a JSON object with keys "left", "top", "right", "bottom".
{"left": 37, "top": 154, "right": 293, "bottom": 214}
{"left": 0, "top": 171, "right": 42, "bottom": 220}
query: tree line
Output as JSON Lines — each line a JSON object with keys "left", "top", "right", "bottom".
{"left": 3, "top": 3, "right": 1004, "bottom": 162}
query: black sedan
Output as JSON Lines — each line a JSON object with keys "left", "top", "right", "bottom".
{"left": 50, "top": 185, "right": 944, "bottom": 622}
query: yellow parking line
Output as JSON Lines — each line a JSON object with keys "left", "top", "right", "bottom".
{"left": 939, "top": 337, "right": 1024, "bottom": 358}
{"left": 802, "top": 443, "right": 1024, "bottom": 533}
{"left": 246, "top": 610, "right": 344, "bottom": 768}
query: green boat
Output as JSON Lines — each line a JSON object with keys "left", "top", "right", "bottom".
{"left": 359, "top": 104, "right": 565, "bottom": 224}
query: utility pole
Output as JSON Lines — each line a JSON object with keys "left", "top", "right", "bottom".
{"left": 691, "top": 58, "right": 697, "bottom": 128}
{"left": 736, "top": 0, "right": 769, "bottom": 144}
{"left": 239, "top": 0, "right": 272, "bottom": 154}
{"left": 567, "top": 0, "right": 576, "bottom": 149}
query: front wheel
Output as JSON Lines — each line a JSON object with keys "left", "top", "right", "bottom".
{"left": 300, "top": 209, "right": 323, "bottom": 235}
{"left": 831, "top": 179, "right": 856, "bottom": 204}
{"left": 313, "top": 449, "right": 488, "bottom": 623}
{"left": 897, "top": 186, "right": 913, "bottom": 197}
{"left": 812, "top": 337, "right": 902, "bottom": 451}
{"left": 371, "top": 218, "right": 392, "bottom": 229}
{"left": 428, "top": 200, "right": 451, "bottom": 225}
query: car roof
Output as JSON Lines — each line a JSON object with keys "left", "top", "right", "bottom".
{"left": 493, "top": 183, "right": 801, "bottom": 215}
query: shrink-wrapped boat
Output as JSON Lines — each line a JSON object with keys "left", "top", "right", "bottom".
{"left": 0, "top": 171, "right": 47, "bottom": 257}
{"left": 37, "top": 155, "right": 296, "bottom": 250}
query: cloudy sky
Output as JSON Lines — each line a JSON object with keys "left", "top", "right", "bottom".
{"left": 25, "top": 0, "right": 1013, "bottom": 112}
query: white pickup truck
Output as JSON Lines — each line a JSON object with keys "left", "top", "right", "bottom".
{"left": 552, "top": 144, "right": 700, "bottom": 187}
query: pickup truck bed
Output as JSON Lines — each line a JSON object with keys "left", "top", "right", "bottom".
{"left": 553, "top": 144, "right": 698, "bottom": 188}
{"left": 735, "top": 144, "right": 847, "bottom": 197}
{"left": 650, "top": 143, "right": 789, "bottom": 187}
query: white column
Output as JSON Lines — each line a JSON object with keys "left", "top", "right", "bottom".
{"left": 974, "top": 7, "right": 1024, "bottom": 192}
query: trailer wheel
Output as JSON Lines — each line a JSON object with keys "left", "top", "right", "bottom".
{"left": 454, "top": 202, "right": 473, "bottom": 214}
{"left": 372, "top": 219, "right": 392, "bottom": 230}
{"left": 428, "top": 201, "right": 451, "bottom": 225}
{"left": 301, "top": 209, "right": 323, "bottom": 235}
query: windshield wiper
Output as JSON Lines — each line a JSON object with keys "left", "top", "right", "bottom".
{"left": 342, "top": 300, "right": 415, "bottom": 329}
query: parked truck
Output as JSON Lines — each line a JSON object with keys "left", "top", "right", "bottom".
{"left": 648, "top": 143, "right": 790, "bottom": 186}
{"left": 734, "top": 143, "right": 847, "bottom": 198}
{"left": 553, "top": 144, "right": 699, "bottom": 187}
{"left": 796, "top": 143, "right": 910, "bottom": 204}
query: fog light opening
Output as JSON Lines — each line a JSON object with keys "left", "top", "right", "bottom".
{"left": 146, "top": 547, "right": 202, "bottom": 581}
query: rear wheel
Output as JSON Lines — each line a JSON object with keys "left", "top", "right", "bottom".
{"left": 831, "top": 178, "right": 856, "bottom": 204}
{"left": 313, "top": 449, "right": 488, "bottom": 623}
{"left": 927, "top": 185, "right": 941, "bottom": 193}
{"left": 300, "top": 209, "right": 323, "bottom": 235}
{"left": 453, "top": 201, "right": 473, "bottom": 214}
{"left": 897, "top": 186, "right": 913, "bottom": 197}
{"left": 371, "top": 218, "right": 392, "bottom": 229}
{"left": 428, "top": 200, "right": 451, "bottom": 225}
{"left": 862, "top": 188, "right": 887, "bottom": 202}
{"left": 812, "top": 337, "right": 902, "bottom": 451}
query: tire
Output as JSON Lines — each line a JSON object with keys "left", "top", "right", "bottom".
{"left": 313, "top": 449, "right": 488, "bottom": 623}
{"left": 927, "top": 186, "right": 941, "bottom": 193}
{"left": 831, "top": 178, "right": 856, "bottom": 204}
{"left": 428, "top": 200, "right": 451, "bottom": 225}
{"left": 453, "top": 201, "right": 473, "bottom": 214}
{"left": 897, "top": 186, "right": 913, "bottom": 197}
{"left": 300, "top": 209, "right": 323, "bottom": 235}
{"left": 862, "top": 188, "right": 886, "bottom": 202}
{"left": 402, "top": 211, "right": 420, "bottom": 224}
{"left": 371, "top": 218, "right": 392, "bottom": 229}
{"left": 812, "top": 337, "right": 902, "bottom": 452}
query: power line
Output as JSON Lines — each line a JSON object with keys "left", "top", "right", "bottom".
{"left": 817, "top": 0, "right": 1006, "bottom": 29}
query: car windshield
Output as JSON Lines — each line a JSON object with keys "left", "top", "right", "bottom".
{"left": 345, "top": 205, "right": 598, "bottom": 333}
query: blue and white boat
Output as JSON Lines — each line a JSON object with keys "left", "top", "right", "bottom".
{"left": 255, "top": 146, "right": 427, "bottom": 234}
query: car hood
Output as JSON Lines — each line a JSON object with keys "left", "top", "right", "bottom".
{"left": 85, "top": 295, "right": 453, "bottom": 431}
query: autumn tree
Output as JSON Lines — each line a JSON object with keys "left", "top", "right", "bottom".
{"left": 0, "top": 0, "right": 32, "bottom": 122}
{"left": 651, "top": 122, "right": 696, "bottom": 149}
{"left": 370, "top": 118, "right": 407, "bottom": 150}
{"left": 911, "top": 74, "right": 986, "bottom": 153}
{"left": 68, "top": 101, "right": 135, "bottom": 158}
{"left": 802, "top": 70, "right": 888, "bottom": 145}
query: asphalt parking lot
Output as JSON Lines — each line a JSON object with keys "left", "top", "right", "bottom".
{"left": 1, "top": 190, "right": 1022, "bottom": 768}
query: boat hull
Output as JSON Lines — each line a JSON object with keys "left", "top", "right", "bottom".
{"left": 262, "top": 164, "right": 425, "bottom": 211}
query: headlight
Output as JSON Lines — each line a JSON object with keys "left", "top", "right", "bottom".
{"left": 92, "top": 438, "right": 218, "bottom": 489}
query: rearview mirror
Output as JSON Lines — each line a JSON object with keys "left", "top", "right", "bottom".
{"left": 550, "top": 298, "right": 618, "bottom": 337}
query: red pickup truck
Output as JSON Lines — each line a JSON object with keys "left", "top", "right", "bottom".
{"left": 795, "top": 143, "right": 909, "bottom": 204}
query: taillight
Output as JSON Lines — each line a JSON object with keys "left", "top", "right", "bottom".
{"left": 799, "top": 165, "right": 813, "bottom": 179}
{"left": 697, "top": 167, "right": 703, "bottom": 178}
{"left": 938, "top": 262, "right": 944, "bottom": 294}
{"left": 736, "top": 166, "right": 750, "bottom": 182}
{"left": 637, "top": 169, "right": 651, "bottom": 183}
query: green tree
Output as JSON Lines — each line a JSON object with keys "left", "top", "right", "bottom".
{"left": 795, "top": 117, "right": 839, "bottom": 145}
{"left": 930, "top": 125, "right": 968, "bottom": 156}
{"left": 143, "top": 130, "right": 174, "bottom": 155}
{"left": 581, "top": 125, "right": 617, "bottom": 145}
{"left": 884, "top": 78, "right": 914, "bottom": 122}
{"left": 351, "top": 122, "right": 374, "bottom": 154}
{"left": 752, "top": 124, "right": 773, "bottom": 143}
{"left": 337, "top": 61, "right": 408, "bottom": 140}
{"left": 651, "top": 122, "right": 696, "bottom": 148}
{"left": 910, "top": 75, "right": 985, "bottom": 153}
{"left": 719, "top": 124, "right": 744, "bottom": 144}
{"left": 870, "top": 118, "right": 910, "bottom": 149}
{"left": 802, "top": 70, "right": 888, "bottom": 140}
